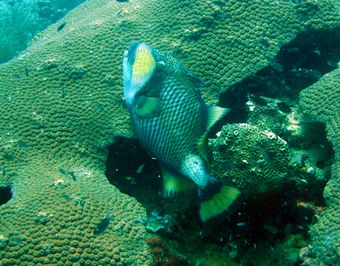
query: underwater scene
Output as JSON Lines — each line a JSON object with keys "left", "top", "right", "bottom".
{"left": 0, "top": 0, "right": 339, "bottom": 265}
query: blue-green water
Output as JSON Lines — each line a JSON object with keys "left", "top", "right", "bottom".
{"left": 0, "top": 0, "right": 86, "bottom": 64}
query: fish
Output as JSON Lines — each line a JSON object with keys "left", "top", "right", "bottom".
{"left": 57, "top": 22, "right": 66, "bottom": 32}
{"left": 123, "top": 42, "right": 241, "bottom": 222}
{"left": 93, "top": 209, "right": 114, "bottom": 235}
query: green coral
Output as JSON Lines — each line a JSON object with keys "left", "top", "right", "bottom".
{"left": 299, "top": 68, "right": 340, "bottom": 265}
{"left": 246, "top": 96, "right": 332, "bottom": 192}
{"left": 246, "top": 96, "right": 288, "bottom": 135}
{"left": 0, "top": 165, "right": 151, "bottom": 264}
{"left": 209, "top": 123, "right": 289, "bottom": 194}
{"left": 0, "top": 0, "right": 339, "bottom": 263}
{"left": 300, "top": 69, "right": 340, "bottom": 144}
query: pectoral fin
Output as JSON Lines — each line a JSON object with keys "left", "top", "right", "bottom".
{"left": 135, "top": 96, "right": 161, "bottom": 117}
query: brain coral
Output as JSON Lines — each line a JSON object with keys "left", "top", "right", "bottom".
{"left": 299, "top": 68, "right": 340, "bottom": 265}
{"left": 0, "top": 0, "right": 339, "bottom": 264}
{"left": 0, "top": 165, "right": 151, "bottom": 265}
{"left": 209, "top": 123, "right": 289, "bottom": 194}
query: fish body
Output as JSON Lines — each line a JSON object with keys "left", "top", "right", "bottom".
{"left": 123, "top": 42, "right": 240, "bottom": 222}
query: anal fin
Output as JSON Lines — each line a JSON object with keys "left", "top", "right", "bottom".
{"left": 162, "top": 169, "right": 196, "bottom": 197}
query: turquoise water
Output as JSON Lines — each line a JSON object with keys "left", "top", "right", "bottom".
{"left": 0, "top": 0, "right": 339, "bottom": 265}
{"left": 0, "top": 0, "right": 86, "bottom": 64}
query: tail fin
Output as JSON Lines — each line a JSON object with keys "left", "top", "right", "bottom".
{"left": 199, "top": 179, "right": 241, "bottom": 222}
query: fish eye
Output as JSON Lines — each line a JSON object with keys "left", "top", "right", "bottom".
{"left": 156, "top": 61, "right": 166, "bottom": 71}
{"left": 157, "top": 61, "right": 165, "bottom": 67}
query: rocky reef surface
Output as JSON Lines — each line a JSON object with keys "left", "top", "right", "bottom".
{"left": 0, "top": 0, "right": 339, "bottom": 264}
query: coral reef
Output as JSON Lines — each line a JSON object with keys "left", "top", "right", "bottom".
{"left": 299, "top": 68, "right": 340, "bottom": 265}
{"left": 209, "top": 123, "right": 289, "bottom": 194}
{"left": 246, "top": 96, "right": 333, "bottom": 197}
{"left": 0, "top": 0, "right": 339, "bottom": 264}
{"left": 0, "top": 165, "right": 151, "bottom": 264}
{"left": 145, "top": 235, "right": 189, "bottom": 265}
{"left": 300, "top": 69, "right": 340, "bottom": 144}
{"left": 245, "top": 96, "right": 288, "bottom": 135}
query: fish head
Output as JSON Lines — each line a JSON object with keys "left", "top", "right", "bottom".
{"left": 123, "top": 42, "right": 187, "bottom": 105}
{"left": 123, "top": 42, "right": 204, "bottom": 107}
{"left": 123, "top": 42, "right": 159, "bottom": 106}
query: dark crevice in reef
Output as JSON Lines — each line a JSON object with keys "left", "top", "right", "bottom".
{"left": 105, "top": 137, "right": 193, "bottom": 215}
{"left": 105, "top": 137, "right": 196, "bottom": 217}
{"left": 105, "top": 137, "right": 160, "bottom": 208}
{"left": 218, "top": 29, "right": 340, "bottom": 120}
{"left": 0, "top": 186, "right": 12, "bottom": 206}
{"left": 216, "top": 29, "right": 338, "bottom": 203}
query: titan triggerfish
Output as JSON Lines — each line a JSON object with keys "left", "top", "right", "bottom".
{"left": 123, "top": 42, "right": 241, "bottom": 222}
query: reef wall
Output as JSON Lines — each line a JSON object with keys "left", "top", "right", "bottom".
{"left": 299, "top": 69, "right": 340, "bottom": 265}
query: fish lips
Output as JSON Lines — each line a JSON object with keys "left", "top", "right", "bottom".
{"left": 123, "top": 49, "right": 134, "bottom": 105}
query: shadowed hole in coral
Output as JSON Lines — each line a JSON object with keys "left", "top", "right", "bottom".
{"left": 316, "top": 160, "right": 325, "bottom": 169}
{"left": 218, "top": 29, "right": 340, "bottom": 119}
{"left": 216, "top": 29, "right": 337, "bottom": 204}
{"left": 203, "top": 188, "right": 315, "bottom": 243}
{"left": 0, "top": 186, "right": 12, "bottom": 206}
{"left": 105, "top": 137, "right": 195, "bottom": 215}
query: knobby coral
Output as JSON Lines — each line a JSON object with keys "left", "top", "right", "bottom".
{"left": 209, "top": 123, "right": 289, "bottom": 194}
{"left": 299, "top": 68, "right": 340, "bottom": 265}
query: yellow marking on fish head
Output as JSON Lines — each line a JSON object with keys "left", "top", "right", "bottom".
{"left": 132, "top": 43, "right": 156, "bottom": 85}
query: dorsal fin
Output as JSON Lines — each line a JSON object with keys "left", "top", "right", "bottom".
{"left": 197, "top": 105, "right": 229, "bottom": 160}
{"left": 197, "top": 131, "right": 209, "bottom": 162}
{"left": 205, "top": 105, "right": 229, "bottom": 131}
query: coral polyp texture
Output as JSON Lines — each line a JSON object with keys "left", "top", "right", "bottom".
{"left": 209, "top": 123, "right": 289, "bottom": 194}
{"left": 0, "top": 166, "right": 150, "bottom": 264}
{"left": 299, "top": 68, "right": 340, "bottom": 265}
{"left": 245, "top": 97, "right": 288, "bottom": 135}
{"left": 0, "top": 0, "right": 339, "bottom": 264}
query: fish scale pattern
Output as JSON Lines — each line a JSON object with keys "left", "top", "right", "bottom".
{"left": 0, "top": 0, "right": 339, "bottom": 264}
{"left": 135, "top": 75, "right": 201, "bottom": 172}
